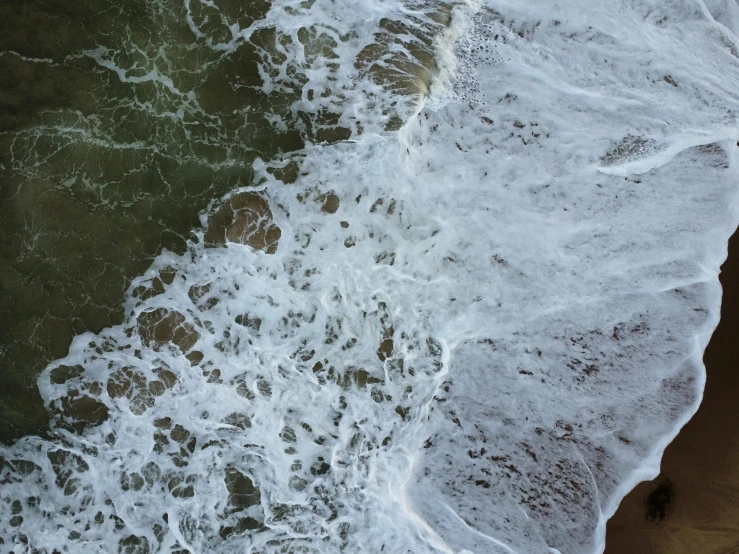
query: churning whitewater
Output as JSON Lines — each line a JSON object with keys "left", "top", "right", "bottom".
{"left": 3, "top": 0, "right": 739, "bottom": 552}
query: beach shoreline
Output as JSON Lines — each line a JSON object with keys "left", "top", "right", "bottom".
{"left": 605, "top": 228, "right": 739, "bottom": 554}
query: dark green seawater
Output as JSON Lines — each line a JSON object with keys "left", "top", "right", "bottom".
{"left": 0, "top": 0, "right": 303, "bottom": 442}
{"left": 0, "top": 0, "right": 446, "bottom": 442}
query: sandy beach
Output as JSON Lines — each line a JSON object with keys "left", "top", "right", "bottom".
{"left": 605, "top": 230, "right": 739, "bottom": 553}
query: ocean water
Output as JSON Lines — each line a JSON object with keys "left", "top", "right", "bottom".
{"left": 2, "top": 0, "right": 739, "bottom": 552}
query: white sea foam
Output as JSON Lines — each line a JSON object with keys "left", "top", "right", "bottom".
{"left": 3, "top": 0, "right": 739, "bottom": 553}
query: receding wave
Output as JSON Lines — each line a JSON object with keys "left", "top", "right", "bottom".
{"left": 2, "top": 0, "right": 739, "bottom": 553}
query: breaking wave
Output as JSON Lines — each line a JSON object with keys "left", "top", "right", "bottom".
{"left": 3, "top": 0, "right": 739, "bottom": 553}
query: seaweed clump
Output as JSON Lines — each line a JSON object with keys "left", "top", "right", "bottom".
{"left": 644, "top": 475, "right": 675, "bottom": 523}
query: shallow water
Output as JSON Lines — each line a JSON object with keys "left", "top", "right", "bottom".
{"left": 2, "top": 0, "right": 739, "bottom": 552}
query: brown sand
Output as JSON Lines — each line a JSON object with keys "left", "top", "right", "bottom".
{"left": 605, "top": 230, "right": 739, "bottom": 554}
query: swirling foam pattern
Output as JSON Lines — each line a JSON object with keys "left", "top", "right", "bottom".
{"left": 2, "top": 0, "right": 739, "bottom": 553}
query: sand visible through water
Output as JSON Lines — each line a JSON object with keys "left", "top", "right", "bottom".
{"left": 605, "top": 228, "right": 739, "bottom": 553}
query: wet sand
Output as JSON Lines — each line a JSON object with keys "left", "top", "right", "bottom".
{"left": 605, "top": 228, "right": 739, "bottom": 554}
